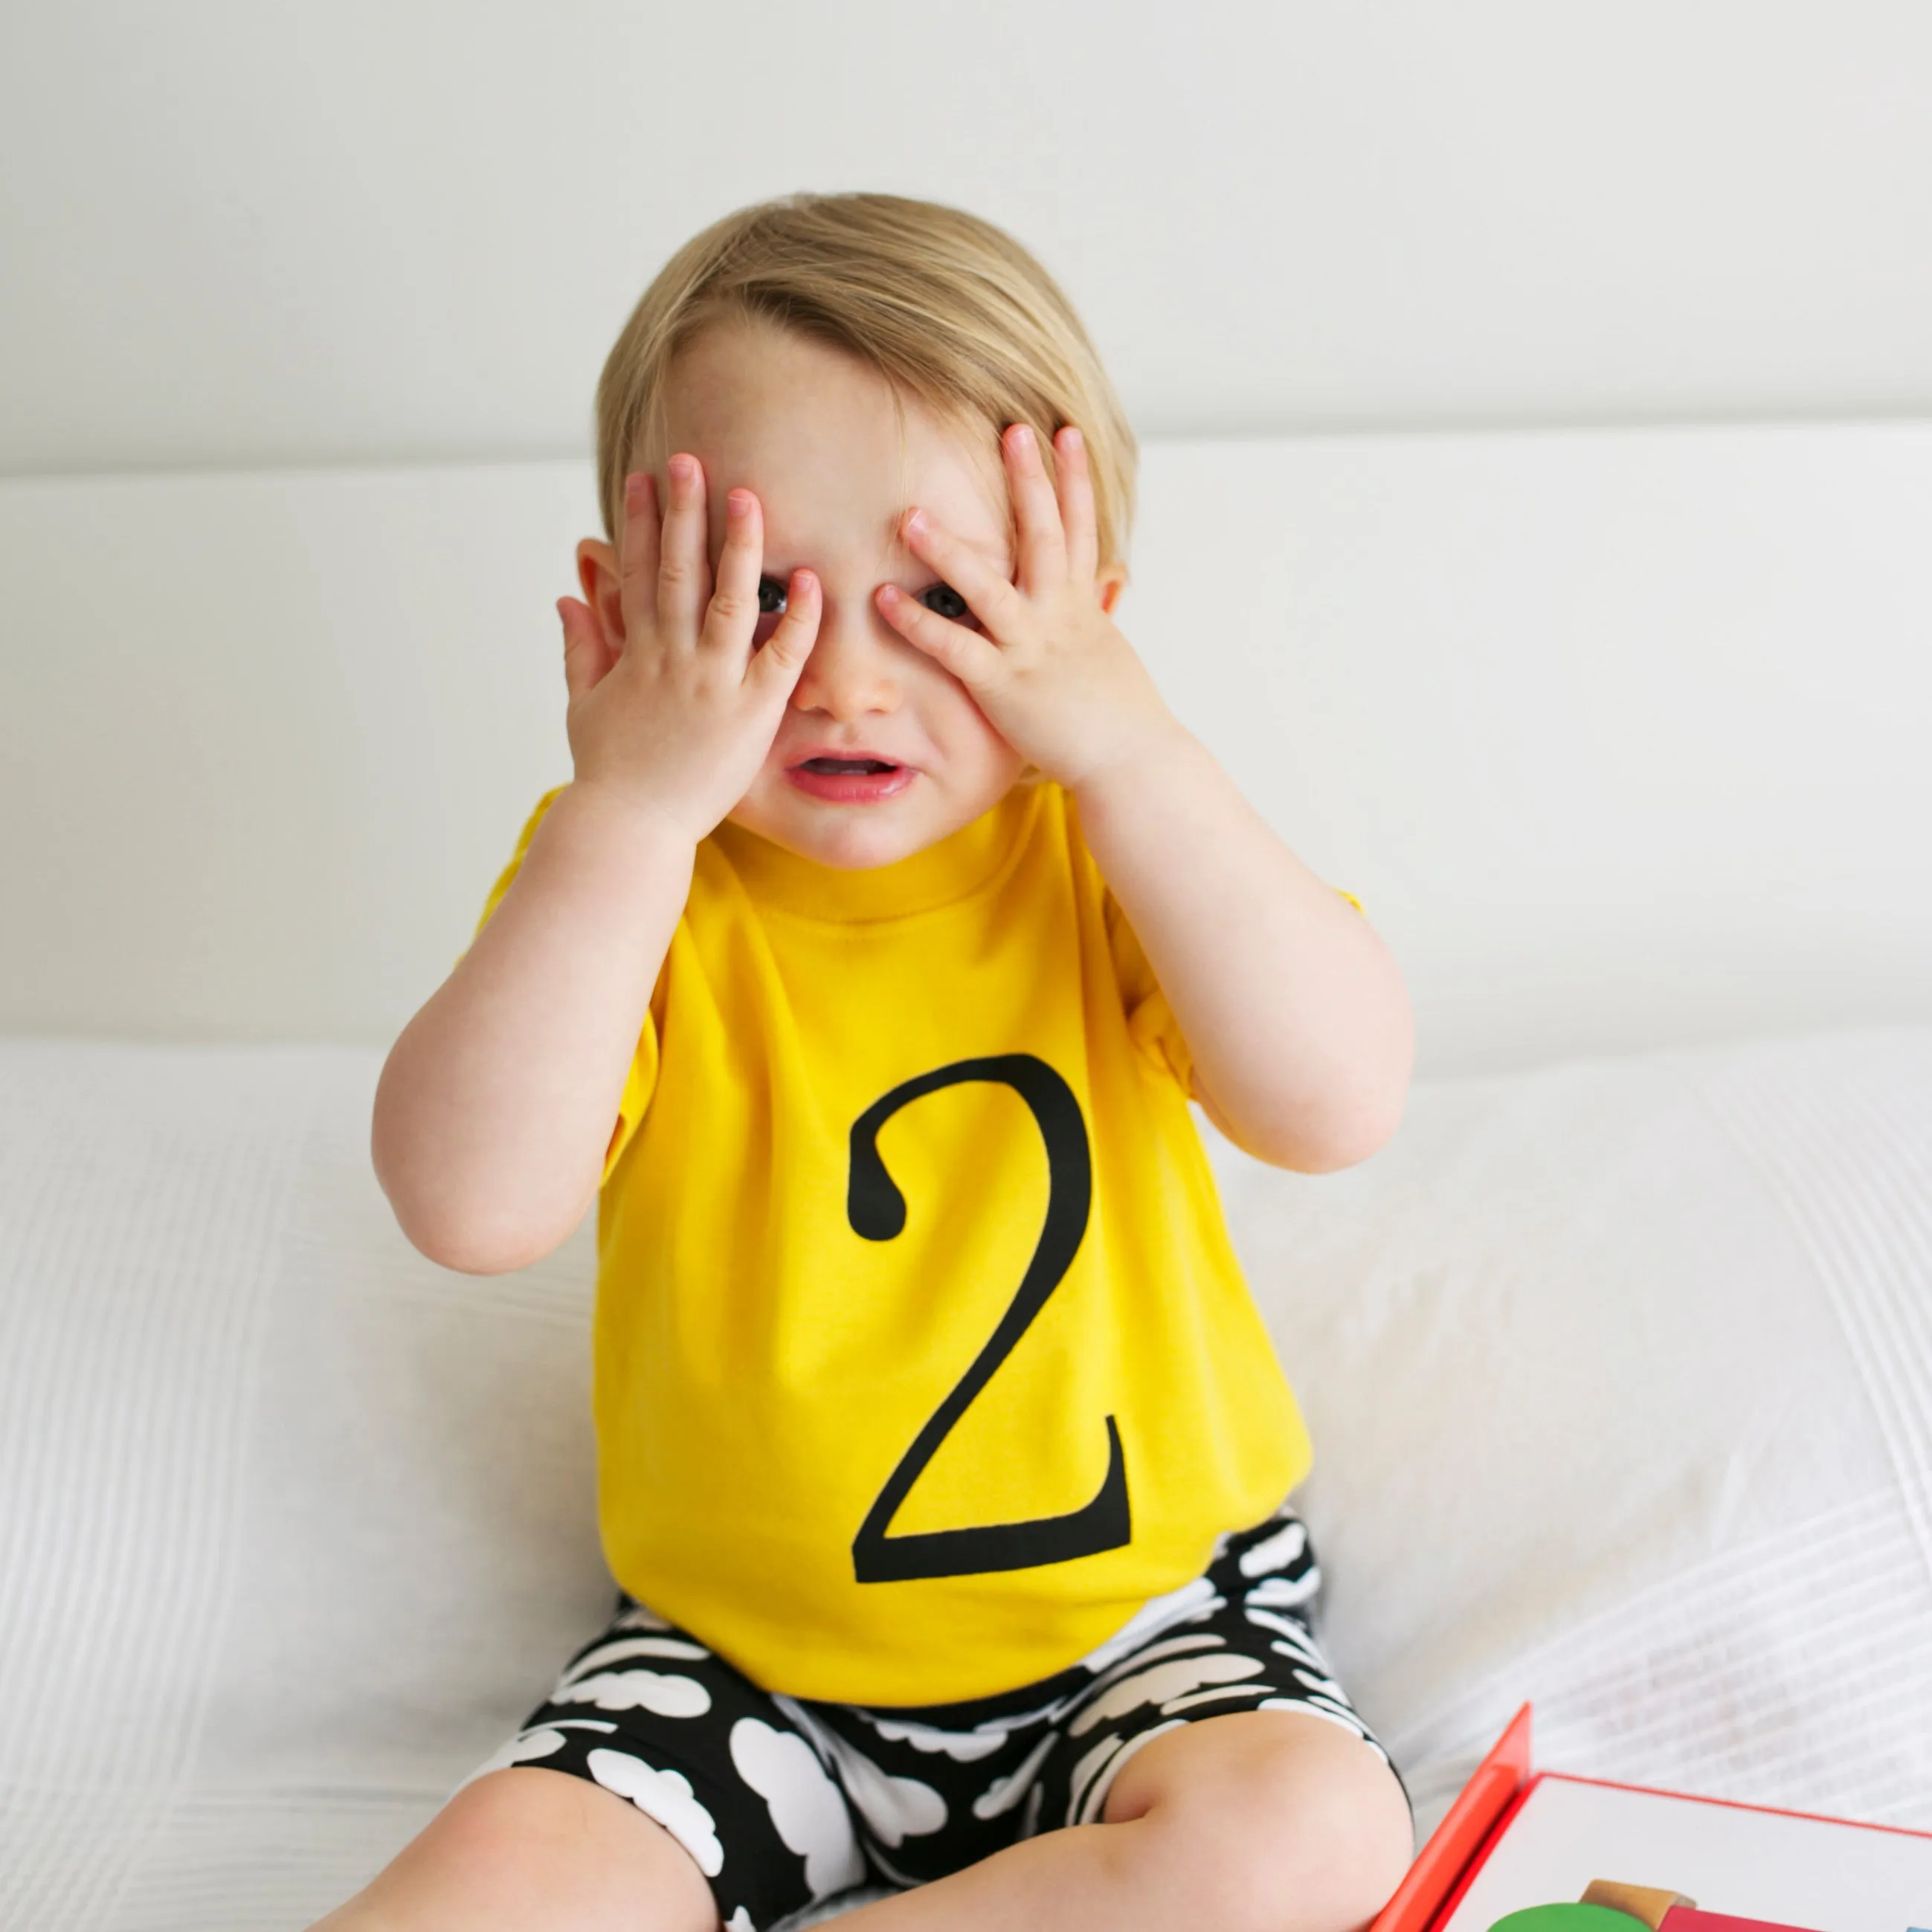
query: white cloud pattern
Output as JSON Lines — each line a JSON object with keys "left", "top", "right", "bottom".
{"left": 774, "top": 1697, "right": 947, "bottom": 1849}
{"left": 1020, "top": 1783, "right": 1045, "bottom": 1840}
{"left": 1244, "top": 1605, "right": 1321, "bottom": 1657}
{"left": 586, "top": 1748, "right": 725, "bottom": 1876}
{"left": 1237, "top": 1519, "right": 1308, "bottom": 1578}
{"left": 730, "top": 1717, "right": 866, "bottom": 1899}
{"left": 971, "top": 1730, "right": 1057, "bottom": 1820}
{"left": 1069, "top": 1652, "right": 1265, "bottom": 1736}
{"left": 1080, "top": 1632, "right": 1223, "bottom": 1704}
{"left": 552, "top": 1669, "right": 712, "bottom": 1718}
{"left": 864, "top": 1716, "right": 1008, "bottom": 1762}
{"left": 1244, "top": 1569, "right": 1321, "bottom": 1613}
{"left": 1289, "top": 1665, "right": 1345, "bottom": 1698}
{"left": 560, "top": 1635, "right": 712, "bottom": 1683}
{"left": 1158, "top": 1683, "right": 1272, "bottom": 1716}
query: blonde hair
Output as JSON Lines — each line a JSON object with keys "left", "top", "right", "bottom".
{"left": 593, "top": 193, "right": 1136, "bottom": 570}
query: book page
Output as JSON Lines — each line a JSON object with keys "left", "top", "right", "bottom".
{"left": 1440, "top": 1777, "right": 1932, "bottom": 1932}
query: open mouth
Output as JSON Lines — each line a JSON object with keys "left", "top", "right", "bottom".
{"left": 786, "top": 754, "right": 916, "bottom": 803}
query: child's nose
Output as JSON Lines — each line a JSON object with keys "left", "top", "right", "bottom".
{"left": 788, "top": 599, "right": 900, "bottom": 722}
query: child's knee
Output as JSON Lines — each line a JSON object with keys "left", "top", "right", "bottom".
{"left": 1246, "top": 1739, "right": 1411, "bottom": 1928}
{"left": 362, "top": 1767, "right": 717, "bottom": 1931}
{"left": 1112, "top": 1714, "right": 1412, "bottom": 1932}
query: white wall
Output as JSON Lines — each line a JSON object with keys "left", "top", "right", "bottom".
{"left": 2, "top": 1, "right": 1931, "bottom": 475}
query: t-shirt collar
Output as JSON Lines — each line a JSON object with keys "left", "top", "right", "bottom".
{"left": 707, "top": 784, "right": 1042, "bottom": 923}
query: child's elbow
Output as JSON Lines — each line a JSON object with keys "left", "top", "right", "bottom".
{"left": 372, "top": 1133, "right": 586, "bottom": 1275}
{"left": 1273, "top": 1095, "right": 1406, "bottom": 1173}
{"left": 391, "top": 1197, "right": 570, "bottom": 1275}
{"left": 1201, "top": 1077, "right": 1408, "bottom": 1174}
{"left": 1281, "top": 1014, "right": 1416, "bottom": 1172}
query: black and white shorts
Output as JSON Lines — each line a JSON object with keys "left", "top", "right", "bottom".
{"left": 466, "top": 1506, "right": 1394, "bottom": 1932}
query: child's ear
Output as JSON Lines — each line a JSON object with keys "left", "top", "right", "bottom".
{"left": 1097, "top": 564, "right": 1127, "bottom": 615}
{"left": 576, "top": 538, "right": 625, "bottom": 647}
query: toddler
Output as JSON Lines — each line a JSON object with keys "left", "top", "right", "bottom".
{"left": 328, "top": 193, "right": 1415, "bottom": 1932}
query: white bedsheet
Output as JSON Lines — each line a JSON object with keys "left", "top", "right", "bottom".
{"left": 1222, "top": 1029, "right": 1932, "bottom": 1832}
{"left": 1, "top": 1029, "right": 1928, "bottom": 1928}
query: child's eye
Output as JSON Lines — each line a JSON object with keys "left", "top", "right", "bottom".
{"left": 756, "top": 575, "right": 788, "bottom": 616}
{"left": 919, "top": 582, "right": 970, "bottom": 622}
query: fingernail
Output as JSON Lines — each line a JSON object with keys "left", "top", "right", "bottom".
{"left": 1011, "top": 424, "right": 1035, "bottom": 453}
{"left": 623, "top": 472, "right": 643, "bottom": 506}
{"left": 905, "top": 508, "right": 927, "bottom": 535}
{"left": 1061, "top": 425, "right": 1083, "bottom": 451}
{"left": 669, "top": 454, "right": 695, "bottom": 483}
{"left": 727, "top": 489, "right": 753, "bottom": 519}
{"left": 878, "top": 582, "right": 901, "bottom": 605}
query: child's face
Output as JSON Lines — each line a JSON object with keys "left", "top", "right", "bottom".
{"left": 645, "top": 319, "right": 1028, "bottom": 871}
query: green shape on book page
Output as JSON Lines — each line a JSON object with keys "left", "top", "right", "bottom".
{"left": 1490, "top": 1908, "right": 1651, "bottom": 1932}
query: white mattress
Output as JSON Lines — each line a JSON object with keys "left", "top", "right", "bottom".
{"left": 1, "top": 1028, "right": 1928, "bottom": 1928}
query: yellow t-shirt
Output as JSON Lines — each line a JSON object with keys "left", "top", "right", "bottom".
{"left": 476, "top": 779, "right": 1312, "bottom": 1705}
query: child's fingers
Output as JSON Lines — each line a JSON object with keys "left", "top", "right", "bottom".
{"left": 878, "top": 582, "right": 1006, "bottom": 689}
{"left": 657, "top": 453, "right": 710, "bottom": 642}
{"left": 616, "top": 471, "right": 661, "bottom": 637}
{"left": 558, "top": 596, "right": 615, "bottom": 701}
{"left": 1005, "top": 423, "right": 1067, "bottom": 595}
{"left": 901, "top": 508, "right": 1027, "bottom": 641}
{"left": 748, "top": 569, "right": 822, "bottom": 697}
{"left": 1054, "top": 426, "right": 1101, "bottom": 585}
{"left": 703, "top": 488, "right": 764, "bottom": 653}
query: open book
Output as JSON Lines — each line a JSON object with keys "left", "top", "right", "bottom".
{"left": 1374, "top": 1709, "right": 1932, "bottom": 1932}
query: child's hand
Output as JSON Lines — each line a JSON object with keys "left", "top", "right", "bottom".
{"left": 875, "top": 424, "right": 1177, "bottom": 790}
{"left": 558, "top": 455, "right": 822, "bottom": 843}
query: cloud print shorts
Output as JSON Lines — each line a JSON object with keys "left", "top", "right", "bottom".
{"left": 464, "top": 1505, "right": 1396, "bottom": 1932}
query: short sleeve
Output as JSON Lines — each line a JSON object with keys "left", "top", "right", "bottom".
{"left": 470, "top": 785, "right": 662, "bottom": 1186}
{"left": 1103, "top": 881, "right": 1368, "bottom": 1099}
{"left": 1103, "top": 892, "right": 1197, "bottom": 1095}
{"left": 470, "top": 785, "right": 567, "bottom": 944}
{"left": 600, "top": 1025, "right": 660, "bottom": 1183}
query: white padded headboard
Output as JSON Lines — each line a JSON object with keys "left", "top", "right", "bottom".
{"left": 3, "top": 421, "right": 1928, "bottom": 1075}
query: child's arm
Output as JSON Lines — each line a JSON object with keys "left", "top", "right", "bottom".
{"left": 373, "top": 461, "right": 821, "bottom": 1270}
{"left": 372, "top": 785, "right": 691, "bottom": 1272}
{"left": 1069, "top": 737, "right": 1411, "bottom": 1171}
{"left": 878, "top": 425, "right": 1411, "bottom": 1173}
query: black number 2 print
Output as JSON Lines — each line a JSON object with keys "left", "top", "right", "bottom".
{"left": 847, "top": 1053, "right": 1132, "bottom": 1583}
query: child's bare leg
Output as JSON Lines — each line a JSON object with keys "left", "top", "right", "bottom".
{"left": 306, "top": 1766, "right": 719, "bottom": 1932}
{"left": 845, "top": 1710, "right": 1410, "bottom": 1932}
